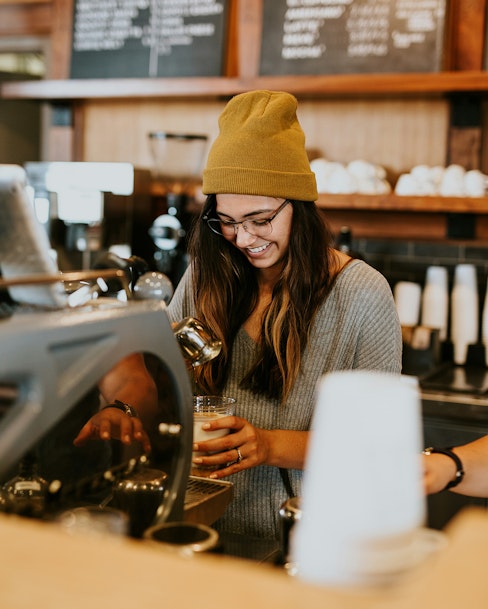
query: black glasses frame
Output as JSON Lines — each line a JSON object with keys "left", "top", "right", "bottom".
{"left": 203, "top": 199, "right": 291, "bottom": 237}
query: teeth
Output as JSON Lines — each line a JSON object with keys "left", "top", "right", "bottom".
{"left": 248, "top": 243, "right": 269, "bottom": 254}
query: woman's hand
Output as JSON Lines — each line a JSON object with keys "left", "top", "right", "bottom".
{"left": 191, "top": 415, "right": 308, "bottom": 478}
{"left": 74, "top": 352, "right": 158, "bottom": 453}
{"left": 73, "top": 406, "right": 152, "bottom": 453}
{"left": 422, "top": 452, "right": 457, "bottom": 495}
{"left": 192, "top": 415, "right": 270, "bottom": 478}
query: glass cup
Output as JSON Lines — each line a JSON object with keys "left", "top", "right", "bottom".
{"left": 192, "top": 395, "right": 235, "bottom": 476}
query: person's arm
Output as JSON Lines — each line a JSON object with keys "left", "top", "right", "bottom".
{"left": 73, "top": 353, "right": 158, "bottom": 453}
{"left": 191, "top": 415, "right": 309, "bottom": 478}
{"left": 97, "top": 353, "right": 158, "bottom": 421}
{"left": 423, "top": 435, "right": 488, "bottom": 497}
{"left": 258, "top": 428, "right": 309, "bottom": 469}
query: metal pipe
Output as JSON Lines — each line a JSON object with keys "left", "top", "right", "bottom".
{"left": 0, "top": 269, "right": 131, "bottom": 299}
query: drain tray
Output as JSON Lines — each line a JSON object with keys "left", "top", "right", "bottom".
{"left": 183, "top": 476, "right": 233, "bottom": 525}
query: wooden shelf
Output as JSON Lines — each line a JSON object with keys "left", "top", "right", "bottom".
{"left": 148, "top": 188, "right": 488, "bottom": 216}
{"left": 316, "top": 193, "right": 488, "bottom": 214}
{"left": 3, "top": 71, "right": 488, "bottom": 101}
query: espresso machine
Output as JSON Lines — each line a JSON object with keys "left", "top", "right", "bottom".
{"left": 147, "top": 132, "right": 208, "bottom": 286}
{"left": 0, "top": 298, "right": 191, "bottom": 518}
{"left": 0, "top": 164, "right": 232, "bottom": 534}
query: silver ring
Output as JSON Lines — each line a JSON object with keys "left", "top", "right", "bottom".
{"left": 236, "top": 447, "right": 243, "bottom": 463}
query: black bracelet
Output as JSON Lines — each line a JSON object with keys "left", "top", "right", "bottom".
{"left": 102, "top": 399, "right": 138, "bottom": 418}
{"left": 423, "top": 446, "right": 465, "bottom": 490}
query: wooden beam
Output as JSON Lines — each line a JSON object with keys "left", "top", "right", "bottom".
{"left": 447, "top": 0, "right": 487, "bottom": 70}
{"left": 237, "top": 0, "right": 262, "bottom": 79}
{"left": 48, "top": 0, "right": 73, "bottom": 79}
{"left": 0, "top": 2, "right": 52, "bottom": 36}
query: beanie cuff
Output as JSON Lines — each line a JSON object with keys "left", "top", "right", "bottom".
{"left": 203, "top": 167, "right": 318, "bottom": 201}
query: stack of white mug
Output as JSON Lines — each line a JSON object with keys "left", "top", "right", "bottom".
{"left": 394, "top": 263, "right": 488, "bottom": 366}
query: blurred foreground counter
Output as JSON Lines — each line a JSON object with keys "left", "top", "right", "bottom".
{"left": 1, "top": 508, "right": 488, "bottom": 609}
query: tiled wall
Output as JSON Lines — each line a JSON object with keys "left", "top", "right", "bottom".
{"left": 354, "top": 237, "right": 488, "bottom": 368}
{"left": 357, "top": 238, "right": 488, "bottom": 295}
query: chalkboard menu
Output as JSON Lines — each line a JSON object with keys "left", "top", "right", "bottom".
{"left": 260, "top": 0, "right": 447, "bottom": 76}
{"left": 70, "top": 0, "right": 229, "bottom": 79}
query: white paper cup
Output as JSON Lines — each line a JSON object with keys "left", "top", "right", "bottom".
{"left": 451, "top": 264, "right": 479, "bottom": 365}
{"left": 291, "top": 371, "right": 425, "bottom": 588}
{"left": 394, "top": 281, "right": 422, "bottom": 327}
{"left": 421, "top": 266, "right": 448, "bottom": 340}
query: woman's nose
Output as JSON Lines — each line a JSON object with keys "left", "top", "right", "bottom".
{"left": 234, "top": 223, "right": 256, "bottom": 246}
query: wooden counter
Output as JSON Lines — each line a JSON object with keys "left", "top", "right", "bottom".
{"left": 1, "top": 508, "right": 488, "bottom": 609}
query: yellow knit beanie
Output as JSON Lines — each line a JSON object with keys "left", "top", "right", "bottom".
{"left": 202, "top": 90, "right": 318, "bottom": 201}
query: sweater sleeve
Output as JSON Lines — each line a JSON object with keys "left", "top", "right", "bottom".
{"left": 348, "top": 263, "right": 402, "bottom": 373}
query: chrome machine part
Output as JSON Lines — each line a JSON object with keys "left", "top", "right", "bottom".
{"left": 133, "top": 271, "right": 174, "bottom": 303}
{"left": 173, "top": 317, "right": 222, "bottom": 366}
{"left": 0, "top": 299, "right": 193, "bottom": 523}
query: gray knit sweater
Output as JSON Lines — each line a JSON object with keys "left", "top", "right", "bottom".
{"left": 167, "top": 259, "right": 402, "bottom": 539}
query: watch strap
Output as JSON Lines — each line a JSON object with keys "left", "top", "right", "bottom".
{"left": 102, "top": 399, "right": 139, "bottom": 418}
{"left": 423, "top": 446, "right": 465, "bottom": 490}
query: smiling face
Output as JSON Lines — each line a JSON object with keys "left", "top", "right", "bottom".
{"left": 215, "top": 194, "right": 293, "bottom": 274}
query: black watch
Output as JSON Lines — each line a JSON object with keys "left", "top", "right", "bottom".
{"left": 423, "top": 446, "right": 465, "bottom": 490}
{"left": 103, "top": 399, "right": 139, "bottom": 418}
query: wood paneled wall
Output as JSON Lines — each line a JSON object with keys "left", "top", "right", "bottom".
{"left": 0, "top": 0, "right": 52, "bottom": 37}
{"left": 81, "top": 97, "right": 449, "bottom": 181}
{"left": 1, "top": 0, "right": 487, "bottom": 242}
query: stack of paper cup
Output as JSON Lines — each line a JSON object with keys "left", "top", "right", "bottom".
{"left": 420, "top": 266, "right": 449, "bottom": 341}
{"left": 290, "top": 371, "right": 425, "bottom": 588}
{"left": 393, "top": 281, "right": 422, "bottom": 327}
{"left": 451, "top": 264, "right": 479, "bottom": 365}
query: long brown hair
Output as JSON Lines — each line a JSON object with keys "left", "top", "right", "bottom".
{"left": 188, "top": 195, "right": 336, "bottom": 402}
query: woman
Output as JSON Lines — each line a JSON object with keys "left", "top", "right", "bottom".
{"left": 163, "top": 89, "right": 402, "bottom": 539}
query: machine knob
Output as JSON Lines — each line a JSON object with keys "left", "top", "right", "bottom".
{"left": 133, "top": 272, "right": 174, "bottom": 304}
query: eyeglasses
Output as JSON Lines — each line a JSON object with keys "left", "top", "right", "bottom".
{"left": 203, "top": 199, "right": 291, "bottom": 238}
